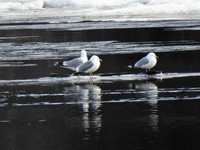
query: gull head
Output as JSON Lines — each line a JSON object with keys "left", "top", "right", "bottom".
{"left": 90, "top": 55, "right": 101, "bottom": 62}
{"left": 147, "top": 52, "right": 158, "bottom": 58}
{"left": 81, "top": 49, "right": 87, "bottom": 57}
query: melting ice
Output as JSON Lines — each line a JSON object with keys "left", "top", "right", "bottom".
{"left": 0, "top": 0, "right": 200, "bottom": 23}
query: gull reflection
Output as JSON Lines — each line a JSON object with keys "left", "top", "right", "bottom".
{"left": 148, "top": 100, "right": 159, "bottom": 132}
{"left": 135, "top": 81, "right": 159, "bottom": 131}
{"left": 81, "top": 84, "right": 102, "bottom": 137}
{"left": 64, "top": 84, "right": 101, "bottom": 101}
{"left": 64, "top": 84, "right": 102, "bottom": 140}
{"left": 135, "top": 81, "right": 158, "bottom": 99}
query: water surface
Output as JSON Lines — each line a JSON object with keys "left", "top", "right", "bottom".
{"left": 0, "top": 19, "right": 200, "bottom": 150}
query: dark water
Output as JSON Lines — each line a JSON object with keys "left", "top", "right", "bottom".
{"left": 0, "top": 21, "right": 200, "bottom": 150}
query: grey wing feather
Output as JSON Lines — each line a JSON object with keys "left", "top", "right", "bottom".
{"left": 135, "top": 57, "right": 149, "bottom": 67}
{"left": 63, "top": 58, "right": 83, "bottom": 68}
{"left": 78, "top": 61, "right": 93, "bottom": 72}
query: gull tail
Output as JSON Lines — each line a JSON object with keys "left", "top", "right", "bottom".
{"left": 54, "top": 62, "right": 63, "bottom": 66}
{"left": 127, "top": 65, "right": 133, "bottom": 69}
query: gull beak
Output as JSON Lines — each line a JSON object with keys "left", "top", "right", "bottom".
{"left": 99, "top": 59, "right": 103, "bottom": 61}
{"left": 156, "top": 55, "right": 159, "bottom": 58}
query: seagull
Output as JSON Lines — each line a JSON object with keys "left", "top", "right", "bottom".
{"left": 128, "top": 52, "right": 158, "bottom": 72}
{"left": 55, "top": 50, "right": 88, "bottom": 71}
{"left": 74, "top": 55, "right": 102, "bottom": 77}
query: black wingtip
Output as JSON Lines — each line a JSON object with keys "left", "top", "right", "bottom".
{"left": 71, "top": 72, "right": 83, "bottom": 76}
{"left": 145, "top": 70, "right": 162, "bottom": 75}
{"left": 54, "top": 62, "right": 63, "bottom": 66}
{"left": 49, "top": 73, "right": 70, "bottom": 77}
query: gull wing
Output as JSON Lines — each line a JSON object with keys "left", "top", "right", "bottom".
{"left": 77, "top": 61, "right": 93, "bottom": 73}
{"left": 63, "top": 57, "right": 84, "bottom": 68}
{"left": 134, "top": 57, "right": 149, "bottom": 68}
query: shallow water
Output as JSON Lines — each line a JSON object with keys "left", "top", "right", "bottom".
{"left": 0, "top": 20, "right": 200, "bottom": 150}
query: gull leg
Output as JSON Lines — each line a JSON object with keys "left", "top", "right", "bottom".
{"left": 89, "top": 73, "right": 94, "bottom": 85}
{"left": 147, "top": 68, "right": 151, "bottom": 73}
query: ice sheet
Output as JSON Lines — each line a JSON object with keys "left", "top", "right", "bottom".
{"left": 0, "top": 72, "right": 200, "bottom": 86}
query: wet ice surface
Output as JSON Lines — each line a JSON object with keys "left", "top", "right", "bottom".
{"left": 0, "top": 21, "right": 200, "bottom": 150}
{"left": 1, "top": 20, "right": 200, "bottom": 60}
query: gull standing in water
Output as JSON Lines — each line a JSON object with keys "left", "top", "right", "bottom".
{"left": 55, "top": 49, "right": 88, "bottom": 71}
{"left": 74, "top": 55, "right": 102, "bottom": 81}
{"left": 128, "top": 52, "right": 158, "bottom": 72}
